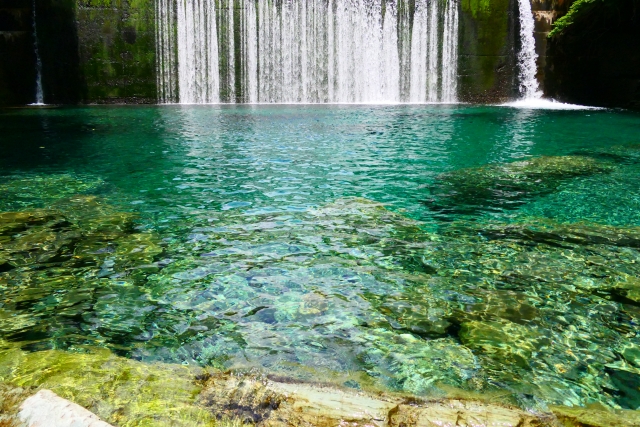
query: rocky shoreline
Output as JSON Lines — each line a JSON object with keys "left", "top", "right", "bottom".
{"left": 4, "top": 366, "right": 640, "bottom": 427}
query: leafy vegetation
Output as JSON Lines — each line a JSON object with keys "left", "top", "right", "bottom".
{"left": 549, "top": 0, "right": 638, "bottom": 37}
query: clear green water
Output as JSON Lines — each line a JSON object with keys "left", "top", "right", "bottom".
{"left": 1, "top": 105, "right": 640, "bottom": 411}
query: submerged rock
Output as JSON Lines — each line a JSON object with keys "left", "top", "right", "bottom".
{"left": 426, "top": 156, "right": 613, "bottom": 216}
{"left": 0, "top": 174, "right": 105, "bottom": 211}
{"left": 477, "top": 218, "right": 640, "bottom": 249}
{"left": 0, "top": 194, "right": 165, "bottom": 351}
{"left": 459, "top": 320, "right": 548, "bottom": 369}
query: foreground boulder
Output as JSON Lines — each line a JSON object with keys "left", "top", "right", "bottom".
{"left": 19, "top": 389, "right": 113, "bottom": 427}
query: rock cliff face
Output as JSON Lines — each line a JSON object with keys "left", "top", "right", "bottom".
{"left": 531, "top": 0, "right": 571, "bottom": 91}
{"left": 546, "top": 0, "right": 640, "bottom": 109}
{"left": 0, "top": 0, "right": 38, "bottom": 105}
{"left": 457, "top": 0, "right": 519, "bottom": 103}
{"left": 0, "top": 0, "right": 636, "bottom": 107}
{"left": 0, "top": 0, "right": 155, "bottom": 105}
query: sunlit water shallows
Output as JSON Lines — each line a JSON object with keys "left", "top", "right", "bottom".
{"left": 1, "top": 105, "right": 640, "bottom": 412}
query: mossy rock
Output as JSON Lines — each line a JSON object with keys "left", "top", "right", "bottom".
{"left": 0, "top": 347, "right": 218, "bottom": 427}
{"left": 427, "top": 156, "right": 614, "bottom": 215}
{"left": 478, "top": 218, "right": 640, "bottom": 249}
{"left": 459, "top": 320, "right": 549, "bottom": 369}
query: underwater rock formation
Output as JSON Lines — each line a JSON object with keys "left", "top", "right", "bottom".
{"left": 425, "top": 155, "right": 614, "bottom": 216}
{"left": 0, "top": 175, "right": 166, "bottom": 352}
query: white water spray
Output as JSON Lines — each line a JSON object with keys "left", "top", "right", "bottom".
{"left": 31, "top": 0, "right": 44, "bottom": 105}
{"left": 516, "top": 0, "right": 542, "bottom": 99}
{"left": 156, "top": 0, "right": 460, "bottom": 104}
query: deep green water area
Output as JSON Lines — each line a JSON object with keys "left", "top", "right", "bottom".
{"left": 1, "top": 105, "right": 640, "bottom": 412}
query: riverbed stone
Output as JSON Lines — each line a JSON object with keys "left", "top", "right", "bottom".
{"left": 427, "top": 156, "right": 614, "bottom": 214}
{"left": 459, "top": 320, "right": 547, "bottom": 369}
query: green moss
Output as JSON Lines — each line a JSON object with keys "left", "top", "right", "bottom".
{"left": 460, "top": 0, "right": 511, "bottom": 92}
{"left": 77, "top": 0, "right": 157, "bottom": 102}
{"left": 549, "top": 0, "right": 601, "bottom": 37}
{"left": 0, "top": 346, "right": 220, "bottom": 426}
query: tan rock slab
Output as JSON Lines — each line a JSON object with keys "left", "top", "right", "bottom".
{"left": 199, "top": 375, "right": 557, "bottom": 427}
{"left": 18, "top": 389, "right": 113, "bottom": 427}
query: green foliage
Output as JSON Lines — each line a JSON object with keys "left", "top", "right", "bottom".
{"left": 549, "top": 0, "right": 602, "bottom": 37}
{"left": 549, "top": 0, "right": 639, "bottom": 38}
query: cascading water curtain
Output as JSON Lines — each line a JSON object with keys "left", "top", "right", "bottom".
{"left": 156, "top": 0, "right": 460, "bottom": 104}
{"left": 516, "top": 0, "right": 541, "bottom": 99}
{"left": 156, "top": 0, "right": 219, "bottom": 103}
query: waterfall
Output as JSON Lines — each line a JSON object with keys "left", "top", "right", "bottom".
{"left": 31, "top": 0, "right": 44, "bottom": 105}
{"left": 441, "top": 0, "right": 459, "bottom": 102}
{"left": 156, "top": 0, "right": 460, "bottom": 104}
{"left": 516, "top": 0, "right": 542, "bottom": 99}
{"left": 156, "top": 0, "right": 219, "bottom": 103}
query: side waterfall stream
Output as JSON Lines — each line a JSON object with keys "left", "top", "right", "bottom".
{"left": 31, "top": 0, "right": 44, "bottom": 105}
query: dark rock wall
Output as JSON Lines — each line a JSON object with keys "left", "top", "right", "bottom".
{"left": 0, "top": 0, "right": 37, "bottom": 105}
{"left": 458, "top": 0, "right": 519, "bottom": 103}
{"left": 0, "top": 0, "right": 156, "bottom": 106}
{"left": 76, "top": 0, "right": 156, "bottom": 103}
{"left": 546, "top": 0, "right": 640, "bottom": 109}
{"left": 531, "top": 0, "right": 571, "bottom": 92}
{"left": 37, "top": 0, "right": 82, "bottom": 103}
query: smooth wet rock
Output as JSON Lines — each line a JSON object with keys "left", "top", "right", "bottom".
{"left": 199, "top": 374, "right": 555, "bottom": 426}
{"left": 19, "top": 389, "right": 113, "bottom": 427}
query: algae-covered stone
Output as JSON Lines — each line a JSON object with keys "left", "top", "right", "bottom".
{"left": 0, "top": 382, "right": 32, "bottom": 427}
{"left": 479, "top": 218, "right": 640, "bottom": 249}
{"left": 427, "top": 156, "right": 614, "bottom": 215}
{"left": 459, "top": 320, "right": 548, "bottom": 369}
{"left": 0, "top": 347, "right": 217, "bottom": 427}
{"left": 0, "top": 191, "right": 167, "bottom": 353}
{"left": 0, "top": 175, "right": 105, "bottom": 210}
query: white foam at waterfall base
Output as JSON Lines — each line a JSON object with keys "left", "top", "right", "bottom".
{"left": 500, "top": 99, "right": 605, "bottom": 110}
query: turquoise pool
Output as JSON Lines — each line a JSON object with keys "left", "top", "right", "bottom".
{"left": 1, "top": 104, "right": 640, "bottom": 412}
